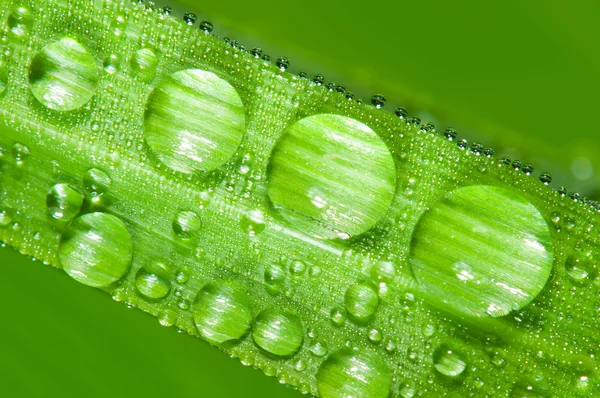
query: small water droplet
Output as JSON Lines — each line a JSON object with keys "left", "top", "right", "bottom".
{"left": 370, "top": 94, "right": 386, "bottom": 108}
{"left": 0, "top": 209, "right": 13, "bottom": 227}
{"left": 433, "top": 345, "right": 467, "bottom": 378}
{"left": 444, "top": 128, "right": 457, "bottom": 141}
{"left": 344, "top": 283, "right": 379, "bottom": 324}
{"left": 172, "top": 211, "right": 202, "bottom": 239}
{"left": 240, "top": 210, "right": 265, "bottom": 236}
{"left": 192, "top": 281, "right": 252, "bottom": 345}
{"left": 276, "top": 56, "right": 290, "bottom": 71}
{"left": 369, "top": 261, "right": 395, "bottom": 284}
{"left": 367, "top": 328, "right": 383, "bottom": 344}
{"left": 175, "top": 269, "right": 189, "bottom": 283}
{"left": 565, "top": 256, "right": 591, "bottom": 282}
{"left": 46, "top": 183, "right": 83, "bottom": 221}
{"left": 199, "top": 20, "right": 213, "bottom": 33}
{"left": 58, "top": 213, "right": 133, "bottom": 288}
{"left": 539, "top": 172, "right": 553, "bottom": 185}
{"left": 183, "top": 11, "right": 196, "bottom": 25}
{"left": 12, "top": 142, "right": 29, "bottom": 164}
{"left": 135, "top": 262, "right": 171, "bottom": 300}
{"left": 131, "top": 48, "right": 157, "bottom": 81}
{"left": 252, "top": 310, "right": 304, "bottom": 357}
{"left": 8, "top": 6, "right": 33, "bottom": 37}
{"left": 330, "top": 307, "right": 346, "bottom": 326}
{"left": 310, "top": 341, "right": 328, "bottom": 357}
{"left": 290, "top": 260, "right": 306, "bottom": 275}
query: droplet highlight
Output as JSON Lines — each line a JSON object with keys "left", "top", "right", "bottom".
{"left": 172, "top": 211, "right": 202, "bottom": 239}
{"left": 135, "top": 262, "right": 171, "bottom": 300}
{"left": 344, "top": 283, "right": 379, "bottom": 324}
{"left": 433, "top": 345, "right": 467, "bottom": 378}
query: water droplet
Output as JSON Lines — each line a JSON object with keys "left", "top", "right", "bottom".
{"left": 252, "top": 310, "right": 304, "bottom": 357}
{"left": 135, "top": 262, "right": 171, "bottom": 300}
{"left": 394, "top": 107, "right": 407, "bottom": 119}
{"left": 313, "top": 74, "right": 324, "bottom": 85}
{"left": 29, "top": 38, "right": 99, "bottom": 111}
{"left": 316, "top": 349, "right": 392, "bottom": 398}
{"left": 0, "top": 209, "right": 13, "bottom": 227}
{"left": 410, "top": 185, "right": 554, "bottom": 317}
{"left": 12, "top": 142, "right": 29, "bottom": 163}
{"left": 192, "top": 281, "right": 252, "bottom": 345}
{"left": 240, "top": 209, "right": 265, "bottom": 236}
{"left": 83, "top": 168, "right": 112, "bottom": 199}
{"left": 565, "top": 256, "right": 591, "bottom": 282}
{"left": 172, "top": 211, "right": 201, "bottom": 239}
{"left": 199, "top": 20, "right": 213, "bottom": 33}
{"left": 367, "top": 328, "right": 383, "bottom": 344}
{"left": 46, "top": 183, "right": 83, "bottom": 221}
{"left": 264, "top": 263, "right": 287, "bottom": 295}
{"left": 144, "top": 69, "right": 245, "bottom": 174}
{"left": 370, "top": 94, "right": 386, "bottom": 108}
{"left": 175, "top": 269, "right": 189, "bottom": 283}
{"left": 399, "top": 380, "right": 416, "bottom": 397}
{"left": 183, "top": 11, "right": 197, "bottom": 25}
{"left": 131, "top": 48, "right": 157, "bottom": 81}
{"left": 369, "top": 261, "right": 395, "bottom": 284}
{"left": 433, "top": 345, "right": 467, "bottom": 378}
{"left": 294, "top": 359, "right": 307, "bottom": 372}
{"left": 344, "top": 283, "right": 379, "bottom": 324}
{"left": 539, "top": 172, "right": 552, "bottom": 185}
{"left": 444, "top": 128, "right": 457, "bottom": 141}
{"left": 276, "top": 56, "right": 290, "bottom": 71}
{"left": 290, "top": 260, "right": 306, "bottom": 275}
{"left": 7, "top": 6, "right": 33, "bottom": 36}
{"left": 310, "top": 341, "right": 328, "bottom": 357}
{"left": 58, "top": 213, "right": 133, "bottom": 288}
{"left": 330, "top": 307, "right": 346, "bottom": 326}
{"left": 267, "top": 114, "right": 396, "bottom": 240}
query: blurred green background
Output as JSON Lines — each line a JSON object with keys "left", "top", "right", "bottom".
{"left": 1, "top": 0, "right": 599, "bottom": 397}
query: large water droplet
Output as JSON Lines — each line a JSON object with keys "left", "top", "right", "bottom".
{"left": 135, "top": 262, "right": 171, "bottom": 300}
{"left": 316, "top": 349, "right": 392, "bottom": 398}
{"left": 46, "top": 183, "right": 83, "bottom": 221}
{"left": 433, "top": 345, "right": 467, "bottom": 377}
{"left": 267, "top": 114, "right": 396, "bottom": 240}
{"left": 192, "top": 281, "right": 252, "bottom": 345}
{"left": 58, "top": 213, "right": 133, "bottom": 288}
{"left": 131, "top": 48, "right": 157, "bottom": 81}
{"left": 252, "top": 310, "right": 304, "bottom": 357}
{"left": 344, "top": 283, "right": 379, "bottom": 324}
{"left": 144, "top": 69, "right": 245, "bottom": 173}
{"left": 410, "top": 185, "right": 554, "bottom": 317}
{"left": 172, "top": 211, "right": 201, "bottom": 239}
{"left": 29, "top": 38, "right": 99, "bottom": 111}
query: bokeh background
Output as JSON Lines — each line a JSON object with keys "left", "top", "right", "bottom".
{"left": 1, "top": 0, "right": 599, "bottom": 396}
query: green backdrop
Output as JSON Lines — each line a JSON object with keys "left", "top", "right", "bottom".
{"left": 1, "top": 0, "right": 599, "bottom": 397}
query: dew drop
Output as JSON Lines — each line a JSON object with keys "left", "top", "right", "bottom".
{"left": 46, "top": 183, "right": 83, "bottom": 221}
{"left": 83, "top": 168, "right": 112, "bottom": 197}
{"left": 131, "top": 48, "right": 158, "bottom": 81}
{"left": 58, "top": 213, "right": 133, "bottom": 288}
{"left": 199, "top": 20, "right": 213, "bottom": 33}
{"left": 240, "top": 209, "right": 265, "bottom": 236}
{"left": 172, "top": 210, "right": 202, "bottom": 239}
{"left": 410, "top": 185, "right": 554, "bottom": 317}
{"left": 433, "top": 345, "right": 467, "bottom": 378}
{"left": 370, "top": 94, "right": 386, "bottom": 108}
{"left": 267, "top": 114, "right": 395, "bottom": 240}
{"left": 330, "top": 307, "right": 346, "bottom": 326}
{"left": 290, "top": 260, "right": 306, "bottom": 275}
{"left": 367, "top": 328, "right": 383, "bottom": 344}
{"left": 144, "top": 69, "right": 245, "bottom": 174}
{"left": 192, "top": 281, "right": 252, "bottom": 345}
{"left": 316, "top": 349, "right": 392, "bottom": 398}
{"left": 264, "top": 263, "right": 286, "bottom": 295}
{"left": 252, "top": 310, "right": 304, "bottom": 357}
{"left": 369, "top": 260, "right": 395, "bottom": 284}
{"left": 12, "top": 142, "right": 29, "bottom": 163}
{"left": 565, "top": 255, "right": 591, "bottom": 282}
{"left": 135, "top": 262, "right": 171, "bottom": 300}
{"left": 29, "top": 38, "right": 99, "bottom": 111}
{"left": 0, "top": 209, "right": 13, "bottom": 227}
{"left": 344, "top": 283, "right": 379, "bottom": 324}
{"left": 310, "top": 341, "right": 328, "bottom": 357}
